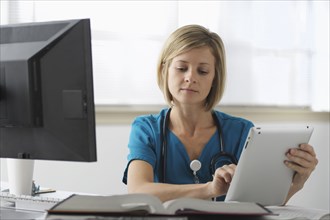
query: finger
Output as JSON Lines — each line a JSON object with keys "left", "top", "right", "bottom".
{"left": 222, "top": 172, "right": 233, "bottom": 183}
{"left": 224, "top": 163, "right": 236, "bottom": 169}
{"left": 299, "top": 144, "right": 316, "bottom": 157}
{"left": 220, "top": 164, "right": 236, "bottom": 176}
{"left": 286, "top": 153, "right": 316, "bottom": 170}
{"left": 284, "top": 160, "right": 304, "bottom": 173}
{"left": 215, "top": 165, "right": 236, "bottom": 183}
{"left": 285, "top": 148, "right": 318, "bottom": 173}
{"left": 284, "top": 160, "right": 310, "bottom": 177}
{"left": 287, "top": 148, "right": 317, "bottom": 165}
{"left": 225, "top": 165, "right": 236, "bottom": 180}
{"left": 215, "top": 164, "right": 236, "bottom": 173}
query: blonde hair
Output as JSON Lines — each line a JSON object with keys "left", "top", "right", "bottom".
{"left": 157, "top": 24, "right": 226, "bottom": 111}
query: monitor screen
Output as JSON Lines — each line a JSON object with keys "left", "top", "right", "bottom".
{"left": 0, "top": 19, "right": 97, "bottom": 162}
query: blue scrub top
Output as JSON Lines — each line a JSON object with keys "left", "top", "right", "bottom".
{"left": 122, "top": 108, "right": 254, "bottom": 199}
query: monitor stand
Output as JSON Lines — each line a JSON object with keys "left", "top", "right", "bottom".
{"left": 7, "top": 158, "right": 34, "bottom": 196}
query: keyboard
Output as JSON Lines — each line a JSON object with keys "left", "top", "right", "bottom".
{"left": 0, "top": 191, "right": 64, "bottom": 211}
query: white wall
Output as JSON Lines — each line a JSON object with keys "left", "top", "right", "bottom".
{"left": 1, "top": 109, "right": 329, "bottom": 211}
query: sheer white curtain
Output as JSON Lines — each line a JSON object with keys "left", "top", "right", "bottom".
{"left": 1, "top": 0, "right": 328, "bottom": 111}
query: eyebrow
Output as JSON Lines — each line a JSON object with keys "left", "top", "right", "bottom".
{"left": 174, "top": 60, "right": 211, "bottom": 66}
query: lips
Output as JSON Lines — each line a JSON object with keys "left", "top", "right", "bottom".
{"left": 180, "top": 88, "right": 198, "bottom": 92}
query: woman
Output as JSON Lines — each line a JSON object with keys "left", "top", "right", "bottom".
{"left": 122, "top": 25, "right": 318, "bottom": 203}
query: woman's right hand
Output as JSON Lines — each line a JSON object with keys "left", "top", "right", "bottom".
{"left": 209, "top": 164, "right": 236, "bottom": 197}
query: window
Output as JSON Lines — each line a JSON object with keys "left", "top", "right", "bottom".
{"left": 1, "top": 0, "right": 328, "bottom": 111}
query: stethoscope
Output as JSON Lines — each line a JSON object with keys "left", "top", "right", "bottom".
{"left": 159, "top": 108, "right": 238, "bottom": 183}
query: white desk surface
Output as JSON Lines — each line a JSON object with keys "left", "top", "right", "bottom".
{"left": 1, "top": 182, "right": 329, "bottom": 220}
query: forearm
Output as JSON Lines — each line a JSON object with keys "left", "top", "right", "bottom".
{"left": 128, "top": 181, "right": 215, "bottom": 202}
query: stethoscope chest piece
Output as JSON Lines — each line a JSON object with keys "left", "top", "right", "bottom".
{"left": 190, "top": 160, "right": 201, "bottom": 183}
{"left": 190, "top": 160, "right": 201, "bottom": 173}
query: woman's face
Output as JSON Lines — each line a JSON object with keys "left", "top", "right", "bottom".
{"left": 168, "top": 46, "right": 215, "bottom": 108}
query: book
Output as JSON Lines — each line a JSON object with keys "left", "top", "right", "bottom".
{"left": 47, "top": 193, "right": 272, "bottom": 216}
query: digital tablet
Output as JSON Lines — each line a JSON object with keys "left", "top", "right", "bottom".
{"left": 225, "top": 126, "right": 314, "bottom": 206}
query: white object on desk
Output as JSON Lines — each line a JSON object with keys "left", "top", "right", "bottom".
{"left": 7, "top": 158, "right": 35, "bottom": 196}
{"left": 0, "top": 191, "right": 64, "bottom": 211}
{"left": 1, "top": 181, "right": 73, "bottom": 212}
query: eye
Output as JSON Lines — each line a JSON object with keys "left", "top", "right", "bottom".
{"left": 198, "top": 69, "right": 209, "bottom": 75}
{"left": 176, "top": 67, "right": 187, "bottom": 72}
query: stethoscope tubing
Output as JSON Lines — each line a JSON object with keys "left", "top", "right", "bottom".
{"left": 159, "top": 108, "right": 237, "bottom": 183}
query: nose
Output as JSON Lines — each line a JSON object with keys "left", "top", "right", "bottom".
{"left": 184, "top": 69, "right": 197, "bottom": 83}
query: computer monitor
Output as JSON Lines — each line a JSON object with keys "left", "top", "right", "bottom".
{"left": 0, "top": 19, "right": 97, "bottom": 195}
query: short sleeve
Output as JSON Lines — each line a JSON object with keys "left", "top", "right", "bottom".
{"left": 122, "top": 116, "right": 159, "bottom": 184}
{"left": 127, "top": 118, "right": 158, "bottom": 166}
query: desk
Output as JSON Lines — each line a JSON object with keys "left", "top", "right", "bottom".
{"left": 1, "top": 189, "right": 329, "bottom": 220}
{"left": 0, "top": 183, "right": 70, "bottom": 220}
{"left": 0, "top": 206, "right": 45, "bottom": 220}
{"left": 0, "top": 200, "right": 269, "bottom": 220}
{"left": 2, "top": 204, "right": 329, "bottom": 220}
{"left": 0, "top": 206, "right": 269, "bottom": 220}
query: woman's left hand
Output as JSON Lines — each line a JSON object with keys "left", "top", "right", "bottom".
{"left": 285, "top": 143, "right": 318, "bottom": 191}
